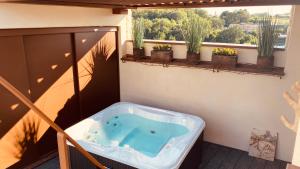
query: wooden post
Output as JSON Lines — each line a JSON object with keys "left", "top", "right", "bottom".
{"left": 0, "top": 76, "right": 106, "bottom": 169}
{"left": 57, "top": 132, "right": 71, "bottom": 169}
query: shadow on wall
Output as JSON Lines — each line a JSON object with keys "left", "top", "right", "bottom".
{"left": 78, "top": 32, "right": 119, "bottom": 118}
{"left": 1, "top": 31, "right": 119, "bottom": 169}
{"left": 14, "top": 117, "right": 40, "bottom": 160}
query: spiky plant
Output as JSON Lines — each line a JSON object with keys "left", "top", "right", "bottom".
{"left": 181, "top": 14, "right": 210, "bottom": 54}
{"left": 132, "top": 18, "right": 145, "bottom": 49}
{"left": 257, "top": 15, "right": 279, "bottom": 57}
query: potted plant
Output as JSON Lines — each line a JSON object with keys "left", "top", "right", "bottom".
{"left": 181, "top": 15, "right": 210, "bottom": 64}
{"left": 150, "top": 44, "right": 173, "bottom": 63}
{"left": 212, "top": 48, "right": 238, "bottom": 68}
{"left": 132, "top": 18, "right": 145, "bottom": 58}
{"left": 256, "top": 15, "right": 279, "bottom": 69}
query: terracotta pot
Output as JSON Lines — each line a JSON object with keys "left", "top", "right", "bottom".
{"left": 187, "top": 52, "right": 200, "bottom": 64}
{"left": 133, "top": 48, "right": 145, "bottom": 58}
{"left": 150, "top": 50, "right": 173, "bottom": 63}
{"left": 257, "top": 56, "right": 274, "bottom": 69}
{"left": 212, "top": 54, "right": 238, "bottom": 68}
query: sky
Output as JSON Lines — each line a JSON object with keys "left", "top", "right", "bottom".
{"left": 202, "top": 5, "right": 292, "bottom": 16}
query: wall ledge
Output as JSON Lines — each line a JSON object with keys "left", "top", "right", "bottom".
{"left": 122, "top": 55, "right": 285, "bottom": 78}
{"left": 127, "top": 39, "right": 286, "bottom": 51}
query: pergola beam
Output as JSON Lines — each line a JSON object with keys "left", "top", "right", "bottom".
{"left": 1, "top": 0, "right": 300, "bottom": 9}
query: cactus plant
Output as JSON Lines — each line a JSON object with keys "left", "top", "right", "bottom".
{"left": 181, "top": 14, "right": 210, "bottom": 63}
{"left": 132, "top": 18, "right": 145, "bottom": 49}
{"left": 256, "top": 15, "right": 279, "bottom": 69}
{"left": 132, "top": 18, "right": 145, "bottom": 58}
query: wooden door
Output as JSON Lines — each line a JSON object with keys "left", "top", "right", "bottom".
{"left": 22, "top": 34, "right": 79, "bottom": 158}
{"left": 75, "top": 31, "right": 120, "bottom": 118}
{"left": 0, "top": 36, "right": 32, "bottom": 169}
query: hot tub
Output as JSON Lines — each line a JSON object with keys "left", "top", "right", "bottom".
{"left": 65, "top": 102, "right": 205, "bottom": 169}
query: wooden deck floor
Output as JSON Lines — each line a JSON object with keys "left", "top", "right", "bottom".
{"left": 199, "top": 142, "right": 287, "bottom": 169}
{"left": 33, "top": 142, "right": 288, "bottom": 169}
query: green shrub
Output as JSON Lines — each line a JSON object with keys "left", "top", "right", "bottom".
{"left": 153, "top": 44, "right": 172, "bottom": 51}
{"left": 257, "top": 15, "right": 279, "bottom": 57}
{"left": 133, "top": 18, "right": 145, "bottom": 49}
{"left": 212, "top": 48, "right": 238, "bottom": 56}
{"left": 181, "top": 14, "right": 211, "bottom": 54}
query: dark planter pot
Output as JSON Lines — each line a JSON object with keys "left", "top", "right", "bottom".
{"left": 150, "top": 50, "right": 173, "bottom": 63}
{"left": 257, "top": 56, "right": 274, "bottom": 70}
{"left": 133, "top": 48, "right": 145, "bottom": 58}
{"left": 187, "top": 52, "right": 200, "bottom": 64}
{"left": 212, "top": 54, "right": 238, "bottom": 68}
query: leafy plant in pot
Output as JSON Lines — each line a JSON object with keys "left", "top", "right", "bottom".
{"left": 151, "top": 44, "right": 173, "bottom": 63}
{"left": 132, "top": 18, "right": 145, "bottom": 58}
{"left": 181, "top": 14, "right": 210, "bottom": 64}
{"left": 212, "top": 48, "right": 238, "bottom": 68}
{"left": 257, "top": 15, "right": 279, "bottom": 69}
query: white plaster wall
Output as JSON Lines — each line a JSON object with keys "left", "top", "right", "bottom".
{"left": 286, "top": 6, "right": 300, "bottom": 166}
{"left": 0, "top": 3, "right": 124, "bottom": 28}
{"left": 293, "top": 124, "right": 300, "bottom": 166}
{"left": 121, "top": 6, "right": 300, "bottom": 161}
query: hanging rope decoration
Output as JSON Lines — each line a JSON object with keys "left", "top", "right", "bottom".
{"left": 281, "top": 81, "right": 300, "bottom": 133}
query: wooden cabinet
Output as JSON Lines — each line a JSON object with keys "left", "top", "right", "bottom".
{"left": 0, "top": 27, "right": 119, "bottom": 169}
{"left": 0, "top": 36, "right": 32, "bottom": 169}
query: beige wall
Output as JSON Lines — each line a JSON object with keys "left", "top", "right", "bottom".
{"left": 0, "top": 3, "right": 128, "bottom": 168}
{"left": 287, "top": 6, "right": 300, "bottom": 166}
{"left": 121, "top": 6, "right": 300, "bottom": 161}
{"left": 293, "top": 124, "right": 300, "bottom": 166}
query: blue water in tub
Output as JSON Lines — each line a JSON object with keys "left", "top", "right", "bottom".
{"left": 86, "top": 113, "right": 188, "bottom": 157}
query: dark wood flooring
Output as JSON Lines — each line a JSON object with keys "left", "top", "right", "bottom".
{"left": 199, "top": 142, "right": 287, "bottom": 169}
{"left": 32, "top": 142, "right": 288, "bottom": 169}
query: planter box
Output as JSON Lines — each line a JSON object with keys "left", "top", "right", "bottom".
{"left": 187, "top": 52, "right": 200, "bottom": 64}
{"left": 212, "top": 54, "right": 238, "bottom": 68}
{"left": 133, "top": 48, "right": 145, "bottom": 58}
{"left": 257, "top": 56, "right": 274, "bottom": 70}
{"left": 151, "top": 50, "right": 173, "bottom": 63}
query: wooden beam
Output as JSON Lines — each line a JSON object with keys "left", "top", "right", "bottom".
{"left": 0, "top": 26, "right": 117, "bottom": 37}
{"left": 112, "top": 8, "right": 128, "bottom": 14}
{"left": 57, "top": 132, "right": 71, "bottom": 169}
{"left": 1, "top": 0, "right": 300, "bottom": 8}
{"left": 0, "top": 76, "right": 107, "bottom": 169}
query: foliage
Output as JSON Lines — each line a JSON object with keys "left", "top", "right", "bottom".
{"left": 132, "top": 18, "right": 145, "bottom": 49}
{"left": 240, "top": 34, "right": 257, "bottom": 45}
{"left": 212, "top": 48, "right": 238, "bottom": 56}
{"left": 220, "top": 9, "right": 250, "bottom": 27}
{"left": 205, "top": 29, "right": 221, "bottom": 42}
{"left": 210, "top": 17, "right": 225, "bottom": 30}
{"left": 181, "top": 14, "right": 211, "bottom": 53}
{"left": 153, "top": 44, "right": 172, "bottom": 51}
{"left": 257, "top": 15, "right": 279, "bottom": 57}
{"left": 132, "top": 9, "right": 289, "bottom": 47}
{"left": 151, "top": 18, "right": 177, "bottom": 40}
{"left": 216, "top": 26, "right": 245, "bottom": 44}
{"left": 194, "top": 9, "right": 209, "bottom": 18}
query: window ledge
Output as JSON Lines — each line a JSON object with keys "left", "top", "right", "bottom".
{"left": 127, "top": 39, "right": 286, "bottom": 51}
{"left": 122, "top": 55, "right": 285, "bottom": 78}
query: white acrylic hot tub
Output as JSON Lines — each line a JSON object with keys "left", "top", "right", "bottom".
{"left": 65, "top": 102, "right": 205, "bottom": 169}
